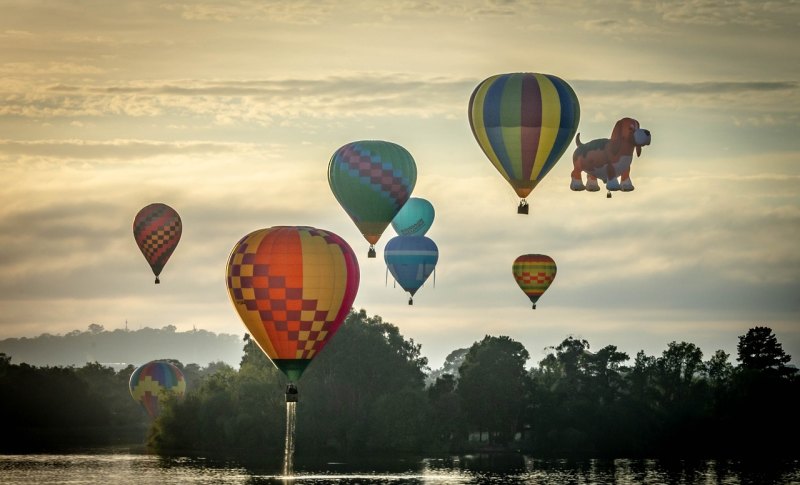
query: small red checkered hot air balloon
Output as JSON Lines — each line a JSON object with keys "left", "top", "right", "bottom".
{"left": 225, "top": 226, "right": 360, "bottom": 386}
{"left": 133, "top": 203, "right": 182, "bottom": 284}
{"left": 512, "top": 254, "right": 557, "bottom": 309}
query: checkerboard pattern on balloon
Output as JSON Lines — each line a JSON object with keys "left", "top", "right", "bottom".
{"left": 133, "top": 203, "right": 182, "bottom": 275}
{"left": 227, "top": 227, "right": 359, "bottom": 361}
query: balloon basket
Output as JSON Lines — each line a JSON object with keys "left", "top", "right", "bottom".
{"left": 408, "top": 297, "right": 413, "bottom": 306}
{"left": 607, "top": 191, "right": 612, "bottom": 199}
{"left": 532, "top": 304, "right": 537, "bottom": 310}
{"left": 368, "top": 246, "right": 376, "bottom": 258}
{"left": 517, "top": 200, "right": 529, "bottom": 214}
{"left": 155, "top": 277, "right": 160, "bottom": 284}
{"left": 286, "top": 383, "right": 299, "bottom": 402}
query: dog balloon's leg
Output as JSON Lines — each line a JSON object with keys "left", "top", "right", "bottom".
{"left": 620, "top": 169, "right": 634, "bottom": 191}
{"left": 585, "top": 175, "right": 600, "bottom": 192}
{"left": 570, "top": 166, "right": 586, "bottom": 191}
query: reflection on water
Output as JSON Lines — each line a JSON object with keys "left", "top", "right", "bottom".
{"left": 283, "top": 402, "right": 297, "bottom": 476}
{"left": 0, "top": 450, "right": 798, "bottom": 484}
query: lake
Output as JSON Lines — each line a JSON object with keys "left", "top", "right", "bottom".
{"left": 0, "top": 450, "right": 798, "bottom": 484}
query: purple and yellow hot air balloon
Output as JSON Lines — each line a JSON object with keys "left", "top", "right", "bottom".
{"left": 133, "top": 203, "right": 182, "bottom": 284}
{"left": 129, "top": 360, "right": 186, "bottom": 419}
{"left": 469, "top": 73, "right": 580, "bottom": 213}
{"left": 512, "top": 254, "right": 557, "bottom": 309}
{"left": 328, "top": 140, "right": 417, "bottom": 258}
{"left": 226, "top": 226, "right": 360, "bottom": 386}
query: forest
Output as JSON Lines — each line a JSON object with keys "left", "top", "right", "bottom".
{"left": 1, "top": 309, "right": 798, "bottom": 460}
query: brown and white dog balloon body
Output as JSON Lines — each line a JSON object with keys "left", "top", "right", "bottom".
{"left": 570, "top": 117, "right": 651, "bottom": 192}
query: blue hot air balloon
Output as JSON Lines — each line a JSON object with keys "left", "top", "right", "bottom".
{"left": 391, "top": 197, "right": 435, "bottom": 237}
{"left": 384, "top": 235, "right": 438, "bottom": 305}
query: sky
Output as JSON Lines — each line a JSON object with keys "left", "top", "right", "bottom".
{"left": 1, "top": 0, "right": 798, "bottom": 370}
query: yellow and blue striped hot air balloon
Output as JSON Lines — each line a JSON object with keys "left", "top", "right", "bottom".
{"left": 512, "top": 254, "right": 557, "bottom": 309}
{"left": 469, "top": 73, "right": 580, "bottom": 213}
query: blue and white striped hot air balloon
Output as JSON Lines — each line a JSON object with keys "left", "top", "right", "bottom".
{"left": 384, "top": 235, "right": 438, "bottom": 305}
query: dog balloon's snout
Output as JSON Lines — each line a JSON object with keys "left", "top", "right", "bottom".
{"left": 634, "top": 128, "right": 651, "bottom": 146}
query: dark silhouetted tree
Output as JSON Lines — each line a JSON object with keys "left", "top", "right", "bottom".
{"left": 457, "top": 335, "right": 530, "bottom": 446}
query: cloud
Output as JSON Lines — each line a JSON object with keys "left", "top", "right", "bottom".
{"left": 650, "top": 0, "right": 800, "bottom": 28}
{"left": 1, "top": 76, "right": 796, "bottom": 129}
{"left": 0, "top": 139, "right": 266, "bottom": 160}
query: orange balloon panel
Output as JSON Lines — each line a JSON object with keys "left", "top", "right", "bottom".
{"left": 226, "top": 226, "right": 359, "bottom": 380}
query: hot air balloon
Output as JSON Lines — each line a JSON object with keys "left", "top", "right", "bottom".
{"left": 384, "top": 235, "right": 438, "bottom": 305}
{"left": 133, "top": 203, "right": 182, "bottom": 284}
{"left": 391, "top": 197, "right": 435, "bottom": 237}
{"left": 328, "top": 140, "right": 417, "bottom": 257}
{"left": 129, "top": 360, "right": 186, "bottom": 419}
{"left": 226, "top": 226, "right": 359, "bottom": 398}
{"left": 468, "top": 73, "right": 580, "bottom": 213}
{"left": 512, "top": 254, "right": 556, "bottom": 309}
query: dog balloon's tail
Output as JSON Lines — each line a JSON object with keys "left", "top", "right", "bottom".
{"left": 575, "top": 133, "right": 583, "bottom": 146}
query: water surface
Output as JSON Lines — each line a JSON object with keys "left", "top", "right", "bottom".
{"left": 0, "top": 451, "right": 797, "bottom": 484}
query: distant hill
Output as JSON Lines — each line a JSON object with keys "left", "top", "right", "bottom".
{"left": 0, "top": 324, "right": 245, "bottom": 369}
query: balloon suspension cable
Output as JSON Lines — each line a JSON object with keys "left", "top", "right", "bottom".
{"left": 155, "top": 276, "right": 160, "bottom": 284}
{"left": 433, "top": 268, "right": 436, "bottom": 288}
{"left": 286, "top": 382, "right": 299, "bottom": 403}
{"left": 368, "top": 245, "right": 376, "bottom": 258}
{"left": 385, "top": 267, "right": 389, "bottom": 287}
{"left": 517, "top": 199, "right": 529, "bottom": 215}
{"left": 408, "top": 296, "right": 413, "bottom": 306}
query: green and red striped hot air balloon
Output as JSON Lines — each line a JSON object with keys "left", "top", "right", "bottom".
{"left": 512, "top": 254, "right": 557, "bottom": 309}
{"left": 469, "top": 73, "right": 580, "bottom": 213}
{"left": 328, "top": 140, "right": 417, "bottom": 258}
{"left": 133, "top": 203, "right": 182, "bottom": 284}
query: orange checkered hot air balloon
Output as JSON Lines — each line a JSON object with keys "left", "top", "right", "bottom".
{"left": 512, "top": 254, "right": 557, "bottom": 309}
{"left": 225, "top": 226, "right": 360, "bottom": 385}
{"left": 133, "top": 203, "right": 182, "bottom": 284}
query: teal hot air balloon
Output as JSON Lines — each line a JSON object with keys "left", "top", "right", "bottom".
{"left": 328, "top": 140, "right": 417, "bottom": 258}
{"left": 468, "top": 73, "right": 580, "bottom": 213}
{"left": 391, "top": 197, "right": 435, "bottom": 237}
{"left": 384, "top": 235, "right": 438, "bottom": 305}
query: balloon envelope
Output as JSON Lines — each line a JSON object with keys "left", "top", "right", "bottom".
{"left": 226, "top": 226, "right": 360, "bottom": 382}
{"left": 328, "top": 140, "right": 417, "bottom": 253}
{"left": 512, "top": 254, "right": 557, "bottom": 309}
{"left": 384, "top": 236, "right": 438, "bottom": 299}
{"left": 468, "top": 73, "right": 580, "bottom": 200}
{"left": 129, "top": 361, "right": 186, "bottom": 419}
{"left": 133, "top": 203, "right": 182, "bottom": 283}
{"left": 391, "top": 197, "right": 435, "bottom": 237}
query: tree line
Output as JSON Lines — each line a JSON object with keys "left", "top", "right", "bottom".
{"left": 1, "top": 310, "right": 798, "bottom": 459}
{"left": 0, "top": 323, "right": 242, "bottom": 368}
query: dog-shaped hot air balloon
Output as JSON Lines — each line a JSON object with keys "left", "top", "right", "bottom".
{"left": 569, "top": 117, "right": 651, "bottom": 194}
